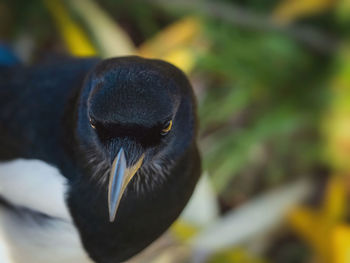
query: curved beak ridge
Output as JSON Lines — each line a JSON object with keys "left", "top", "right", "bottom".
{"left": 108, "top": 148, "right": 144, "bottom": 222}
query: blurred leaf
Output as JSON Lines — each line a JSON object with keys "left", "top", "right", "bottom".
{"left": 288, "top": 175, "right": 347, "bottom": 262}
{"left": 190, "top": 179, "right": 311, "bottom": 254}
{"left": 179, "top": 173, "right": 219, "bottom": 228}
{"left": 0, "top": 230, "right": 10, "bottom": 263}
{"left": 161, "top": 46, "right": 196, "bottom": 74}
{"left": 208, "top": 248, "right": 266, "bottom": 263}
{"left": 150, "top": 246, "right": 190, "bottom": 263}
{"left": 273, "top": 0, "right": 336, "bottom": 24}
{"left": 43, "top": 0, "right": 97, "bottom": 56}
{"left": 139, "top": 17, "right": 200, "bottom": 57}
{"left": 323, "top": 47, "right": 350, "bottom": 172}
{"left": 171, "top": 221, "right": 199, "bottom": 243}
{"left": 199, "top": 83, "right": 251, "bottom": 129}
{"left": 199, "top": 23, "right": 311, "bottom": 89}
{"left": 336, "top": 0, "right": 350, "bottom": 22}
{"left": 331, "top": 225, "right": 350, "bottom": 263}
{"left": 65, "top": 0, "right": 135, "bottom": 57}
{"left": 138, "top": 17, "right": 204, "bottom": 73}
{"left": 172, "top": 173, "right": 219, "bottom": 243}
{"left": 203, "top": 109, "right": 305, "bottom": 192}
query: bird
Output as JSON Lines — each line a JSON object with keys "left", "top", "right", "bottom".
{"left": 0, "top": 55, "right": 201, "bottom": 263}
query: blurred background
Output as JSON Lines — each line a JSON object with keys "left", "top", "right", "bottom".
{"left": 1, "top": 0, "right": 350, "bottom": 262}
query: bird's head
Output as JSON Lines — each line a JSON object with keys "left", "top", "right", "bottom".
{"left": 76, "top": 56, "right": 196, "bottom": 222}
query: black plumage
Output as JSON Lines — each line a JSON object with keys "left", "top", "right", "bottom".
{"left": 0, "top": 56, "right": 200, "bottom": 262}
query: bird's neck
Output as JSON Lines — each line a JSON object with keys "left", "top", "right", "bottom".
{"left": 67, "top": 143, "right": 200, "bottom": 262}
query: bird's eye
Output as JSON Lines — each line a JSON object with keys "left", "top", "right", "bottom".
{"left": 89, "top": 118, "right": 96, "bottom": 129}
{"left": 161, "top": 120, "right": 173, "bottom": 135}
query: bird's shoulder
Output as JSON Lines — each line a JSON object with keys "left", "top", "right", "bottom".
{"left": 0, "top": 58, "right": 100, "bottom": 161}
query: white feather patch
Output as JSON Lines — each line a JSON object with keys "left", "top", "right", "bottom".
{"left": 0, "top": 159, "right": 93, "bottom": 263}
{"left": 0, "top": 159, "right": 70, "bottom": 220}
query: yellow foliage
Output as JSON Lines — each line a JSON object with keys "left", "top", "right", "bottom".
{"left": 288, "top": 175, "right": 349, "bottom": 263}
{"left": 171, "top": 220, "right": 199, "bottom": 242}
{"left": 323, "top": 47, "right": 350, "bottom": 172}
{"left": 138, "top": 17, "right": 200, "bottom": 58}
{"left": 291, "top": 45, "right": 350, "bottom": 263}
{"left": 138, "top": 17, "right": 203, "bottom": 74}
{"left": 208, "top": 248, "right": 266, "bottom": 263}
{"left": 324, "top": 115, "right": 350, "bottom": 172}
{"left": 273, "top": 0, "right": 336, "bottom": 24}
{"left": 320, "top": 175, "right": 346, "bottom": 224}
{"left": 45, "top": 1, "right": 201, "bottom": 74}
{"left": 289, "top": 207, "right": 329, "bottom": 261}
{"left": 66, "top": 0, "right": 135, "bottom": 57}
{"left": 43, "top": 0, "right": 96, "bottom": 56}
{"left": 330, "top": 47, "right": 350, "bottom": 93}
{"left": 162, "top": 47, "right": 195, "bottom": 75}
{"left": 331, "top": 225, "right": 350, "bottom": 263}
{"left": 336, "top": 0, "right": 350, "bottom": 21}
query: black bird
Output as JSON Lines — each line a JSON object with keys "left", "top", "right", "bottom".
{"left": 0, "top": 56, "right": 200, "bottom": 263}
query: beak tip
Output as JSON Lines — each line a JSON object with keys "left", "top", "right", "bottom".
{"left": 109, "top": 214, "right": 116, "bottom": 223}
{"left": 108, "top": 198, "right": 116, "bottom": 221}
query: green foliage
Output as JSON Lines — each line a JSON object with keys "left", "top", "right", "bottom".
{"left": 198, "top": 19, "right": 331, "bottom": 195}
{"left": 2, "top": 0, "right": 52, "bottom": 40}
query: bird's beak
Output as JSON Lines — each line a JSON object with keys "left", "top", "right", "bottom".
{"left": 108, "top": 148, "right": 144, "bottom": 222}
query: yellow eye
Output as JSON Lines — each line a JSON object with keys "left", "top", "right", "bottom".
{"left": 89, "top": 118, "right": 96, "bottom": 129}
{"left": 161, "top": 120, "right": 173, "bottom": 135}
